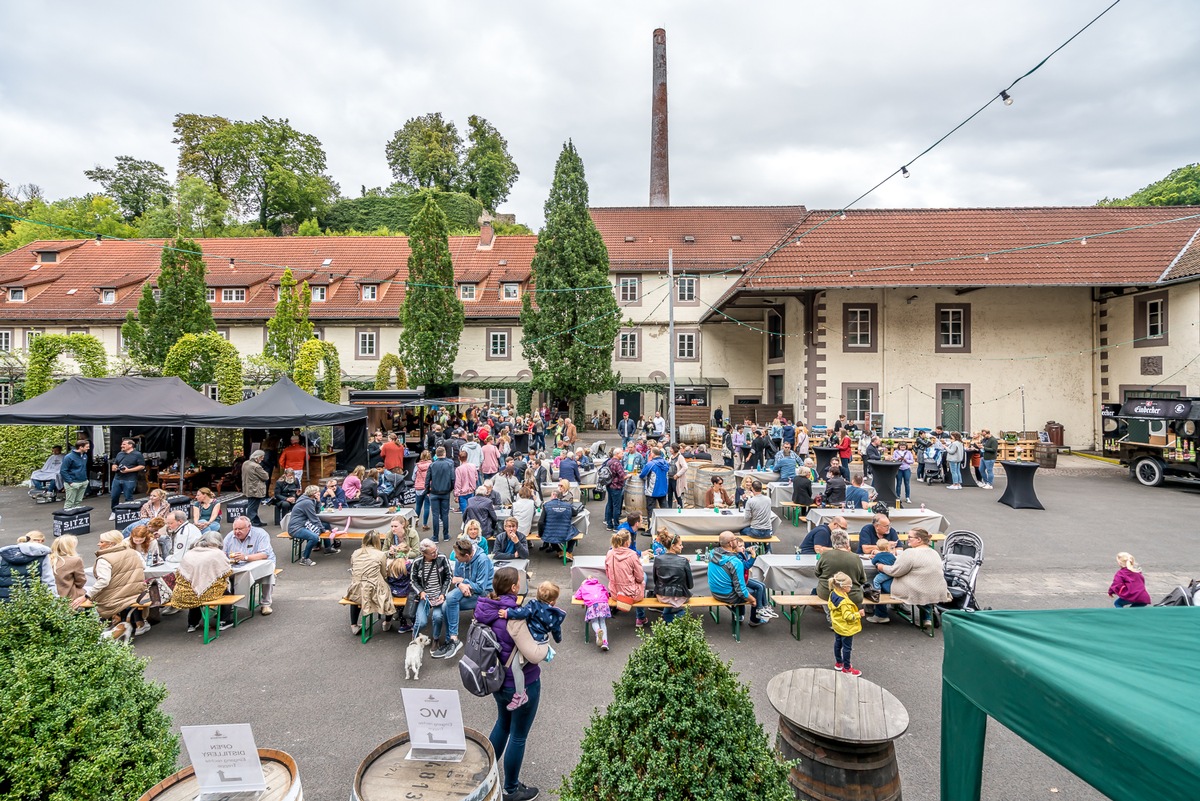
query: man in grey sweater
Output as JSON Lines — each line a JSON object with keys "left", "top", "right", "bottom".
{"left": 740, "top": 480, "right": 774, "bottom": 540}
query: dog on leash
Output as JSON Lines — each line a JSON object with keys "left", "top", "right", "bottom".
{"left": 101, "top": 615, "right": 133, "bottom": 645}
{"left": 405, "top": 633, "right": 431, "bottom": 680}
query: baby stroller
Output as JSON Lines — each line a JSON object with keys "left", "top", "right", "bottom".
{"left": 938, "top": 529, "right": 984, "bottom": 614}
{"left": 921, "top": 446, "right": 945, "bottom": 485}
{"left": 588, "top": 441, "right": 608, "bottom": 460}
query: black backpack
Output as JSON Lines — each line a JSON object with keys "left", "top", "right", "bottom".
{"left": 459, "top": 619, "right": 513, "bottom": 696}
{"left": 597, "top": 462, "right": 613, "bottom": 488}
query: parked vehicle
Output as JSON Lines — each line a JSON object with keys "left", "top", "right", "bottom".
{"left": 1103, "top": 397, "right": 1199, "bottom": 487}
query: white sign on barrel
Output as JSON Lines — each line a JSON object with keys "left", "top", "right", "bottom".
{"left": 181, "top": 723, "right": 267, "bottom": 798}
{"left": 401, "top": 689, "right": 467, "bottom": 762}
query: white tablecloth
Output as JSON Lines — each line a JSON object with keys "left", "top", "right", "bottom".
{"left": 491, "top": 557, "right": 529, "bottom": 595}
{"left": 749, "top": 553, "right": 877, "bottom": 594}
{"left": 734, "top": 469, "right": 780, "bottom": 484}
{"left": 805, "top": 507, "right": 948, "bottom": 533}
{"left": 570, "top": 554, "right": 712, "bottom": 596}
{"left": 87, "top": 559, "right": 276, "bottom": 611}
{"left": 651, "top": 508, "right": 779, "bottom": 538}
{"left": 767, "top": 480, "right": 825, "bottom": 510}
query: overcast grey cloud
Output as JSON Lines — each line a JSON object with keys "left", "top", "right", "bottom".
{"left": 1, "top": 1, "right": 1197, "bottom": 228}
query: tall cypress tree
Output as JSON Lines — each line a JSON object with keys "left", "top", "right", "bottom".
{"left": 265, "top": 267, "right": 314, "bottom": 374}
{"left": 399, "top": 193, "right": 464, "bottom": 387}
{"left": 121, "top": 238, "right": 215, "bottom": 368}
{"left": 520, "top": 141, "right": 619, "bottom": 422}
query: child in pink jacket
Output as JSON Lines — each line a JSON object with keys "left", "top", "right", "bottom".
{"left": 573, "top": 577, "right": 611, "bottom": 651}
{"left": 1108, "top": 552, "right": 1151, "bottom": 607}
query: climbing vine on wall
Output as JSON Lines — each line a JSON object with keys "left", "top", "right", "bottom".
{"left": 24, "top": 334, "right": 108, "bottom": 398}
{"left": 162, "top": 333, "right": 243, "bottom": 404}
{"left": 374, "top": 353, "right": 409, "bottom": 390}
{"left": 294, "top": 339, "right": 342, "bottom": 403}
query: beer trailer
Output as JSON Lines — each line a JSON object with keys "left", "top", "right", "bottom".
{"left": 1103, "top": 397, "right": 1199, "bottom": 487}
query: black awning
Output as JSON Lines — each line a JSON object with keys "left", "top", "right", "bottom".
{"left": 1118, "top": 398, "right": 1195, "bottom": 419}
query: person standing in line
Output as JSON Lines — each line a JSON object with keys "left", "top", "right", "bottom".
{"left": 426, "top": 446, "right": 455, "bottom": 542}
{"left": 109, "top": 438, "right": 145, "bottom": 520}
{"left": 1108, "top": 552, "right": 1152, "bottom": 608}
{"left": 241, "top": 450, "right": 270, "bottom": 527}
{"left": 602, "top": 447, "right": 627, "bottom": 532}
{"left": 944, "top": 432, "right": 965, "bottom": 490}
{"left": 60, "top": 439, "right": 91, "bottom": 510}
{"left": 979, "top": 429, "right": 998, "bottom": 489}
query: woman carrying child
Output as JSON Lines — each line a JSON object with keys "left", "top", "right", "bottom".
{"left": 498, "top": 581, "right": 565, "bottom": 710}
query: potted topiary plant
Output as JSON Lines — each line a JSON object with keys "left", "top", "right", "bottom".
{"left": 559, "top": 614, "right": 795, "bottom": 801}
{"left": 0, "top": 585, "right": 179, "bottom": 800}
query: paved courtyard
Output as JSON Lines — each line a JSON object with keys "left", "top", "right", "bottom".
{"left": 3, "top": 456, "right": 1197, "bottom": 800}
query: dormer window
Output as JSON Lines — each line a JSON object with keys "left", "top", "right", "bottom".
{"left": 460, "top": 284, "right": 476, "bottom": 300}
{"left": 152, "top": 289, "right": 162, "bottom": 301}
{"left": 501, "top": 283, "right": 519, "bottom": 301}
{"left": 37, "top": 252, "right": 57, "bottom": 264}
{"left": 8, "top": 288, "right": 25, "bottom": 302}
{"left": 206, "top": 288, "right": 216, "bottom": 302}
{"left": 312, "top": 286, "right": 327, "bottom": 302}
{"left": 222, "top": 288, "right": 245, "bottom": 303}
{"left": 100, "top": 289, "right": 116, "bottom": 304}
{"left": 361, "top": 284, "right": 378, "bottom": 301}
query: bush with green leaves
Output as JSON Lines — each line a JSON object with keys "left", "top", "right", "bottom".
{"left": 0, "top": 585, "right": 178, "bottom": 800}
{"left": 0, "top": 425, "right": 71, "bottom": 485}
{"left": 560, "top": 614, "right": 794, "bottom": 801}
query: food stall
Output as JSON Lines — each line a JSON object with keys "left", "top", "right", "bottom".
{"left": 1106, "top": 397, "right": 1199, "bottom": 487}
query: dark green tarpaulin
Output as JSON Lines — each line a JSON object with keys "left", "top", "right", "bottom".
{"left": 942, "top": 608, "right": 1200, "bottom": 801}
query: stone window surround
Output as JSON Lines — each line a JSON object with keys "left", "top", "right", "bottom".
{"left": 1133, "top": 290, "right": 1169, "bottom": 349}
{"left": 934, "top": 303, "right": 972, "bottom": 353}
{"left": 842, "top": 302, "right": 878, "bottom": 353}
{"left": 355, "top": 326, "right": 380, "bottom": 360}
{"left": 486, "top": 327, "right": 512, "bottom": 361}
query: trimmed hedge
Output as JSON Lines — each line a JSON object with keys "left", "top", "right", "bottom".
{"left": 322, "top": 191, "right": 484, "bottom": 233}
{"left": 0, "top": 425, "right": 71, "bottom": 486}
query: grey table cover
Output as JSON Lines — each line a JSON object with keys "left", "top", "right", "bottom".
{"left": 570, "top": 554, "right": 712, "bottom": 596}
{"left": 749, "top": 553, "right": 878, "bottom": 594}
{"left": 651, "top": 507, "right": 780, "bottom": 538}
{"left": 805, "top": 507, "right": 947, "bottom": 533}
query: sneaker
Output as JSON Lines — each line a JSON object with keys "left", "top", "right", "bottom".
{"left": 299, "top": 558, "right": 317, "bottom": 566}
{"left": 599, "top": 639, "right": 609, "bottom": 651}
{"left": 382, "top": 619, "right": 392, "bottom": 632}
{"left": 396, "top": 622, "right": 413, "bottom": 634}
{"left": 162, "top": 606, "right": 180, "bottom": 615}
{"left": 544, "top": 646, "right": 556, "bottom": 662}
{"left": 187, "top": 624, "right": 198, "bottom": 632}
{"left": 134, "top": 622, "right": 151, "bottom": 636}
{"left": 755, "top": 612, "right": 772, "bottom": 623}
{"left": 905, "top": 497, "right": 912, "bottom": 503}
{"left": 432, "top": 639, "right": 462, "bottom": 659}
{"left": 761, "top": 607, "right": 779, "bottom": 618}
{"left": 323, "top": 547, "right": 337, "bottom": 554}
{"left": 506, "top": 692, "right": 529, "bottom": 711}
{"left": 350, "top": 624, "right": 361, "bottom": 635}
{"left": 503, "top": 784, "right": 540, "bottom": 801}
{"left": 260, "top": 605, "right": 272, "bottom": 616}
{"left": 107, "top": 512, "right": 116, "bottom": 521}
{"left": 865, "top": 615, "right": 890, "bottom": 624}
{"left": 218, "top": 620, "right": 234, "bottom": 631}
{"left": 842, "top": 665, "right": 862, "bottom": 677}
{"left": 922, "top": 619, "right": 934, "bottom": 631}
{"left": 634, "top": 617, "right": 646, "bottom": 628}
{"left": 834, "top": 662, "right": 843, "bottom": 671}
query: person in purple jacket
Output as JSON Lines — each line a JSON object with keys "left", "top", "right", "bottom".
{"left": 1108, "top": 552, "right": 1152, "bottom": 607}
{"left": 474, "top": 567, "right": 544, "bottom": 801}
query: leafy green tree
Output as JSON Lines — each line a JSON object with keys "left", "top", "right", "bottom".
{"left": 243, "top": 353, "right": 288, "bottom": 389}
{"left": 121, "top": 238, "right": 215, "bottom": 368}
{"left": 173, "top": 112, "right": 237, "bottom": 198}
{"left": 520, "top": 141, "right": 619, "bottom": 422}
{"left": 0, "top": 196, "right": 136, "bottom": 254}
{"left": 460, "top": 115, "right": 519, "bottom": 213}
{"left": 227, "top": 117, "right": 339, "bottom": 231}
{"left": 83, "top": 156, "right": 171, "bottom": 221}
{"left": 0, "top": 585, "right": 179, "bottom": 801}
{"left": 135, "top": 176, "right": 232, "bottom": 238}
{"left": 560, "top": 615, "right": 793, "bottom": 801}
{"left": 265, "top": 267, "right": 314, "bottom": 372}
{"left": 322, "top": 191, "right": 483, "bottom": 234}
{"left": 399, "top": 193, "right": 464, "bottom": 386}
{"left": 296, "top": 216, "right": 322, "bottom": 235}
{"left": 385, "top": 112, "right": 463, "bottom": 191}
{"left": 1099, "top": 163, "right": 1200, "bottom": 206}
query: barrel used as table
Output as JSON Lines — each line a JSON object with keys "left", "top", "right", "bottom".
{"left": 678, "top": 423, "right": 707, "bottom": 444}
{"left": 352, "top": 728, "right": 499, "bottom": 801}
{"left": 866, "top": 460, "right": 900, "bottom": 507}
{"left": 813, "top": 446, "right": 840, "bottom": 478}
{"left": 624, "top": 475, "right": 647, "bottom": 517}
{"left": 767, "top": 668, "right": 909, "bottom": 801}
{"left": 138, "top": 748, "right": 302, "bottom": 801}
{"left": 998, "top": 460, "right": 1044, "bottom": 510}
{"left": 694, "top": 464, "right": 734, "bottom": 509}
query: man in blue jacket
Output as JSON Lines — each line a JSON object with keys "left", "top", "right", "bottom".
{"left": 425, "top": 446, "right": 456, "bottom": 542}
{"left": 617, "top": 411, "right": 637, "bottom": 448}
{"left": 59, "top": 439, "right": 91, "bottom": 510}
{"left": 434, "top": 537, "right": 495, "bottom": 659}
{"left": 706, "top": 531, "right": 759, "bottom": 627}
{"left": 639, "top": 448, "right": 670, "bottom": 509}
{"left": 538, "top": 490, "right": 580, "bottom": 561}
{"left": 558, "top": 451, "right": 580, "bottom": 484}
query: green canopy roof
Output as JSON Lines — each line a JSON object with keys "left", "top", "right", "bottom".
{"left": 941, "top": 608, "right": 1200, "bottom": 801}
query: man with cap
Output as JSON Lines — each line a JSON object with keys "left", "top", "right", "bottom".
{"left": 617, "top": 411, "right": 637, "bottom": 449}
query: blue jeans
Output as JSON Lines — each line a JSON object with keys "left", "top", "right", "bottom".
{"left": 872, "top": 573, "right": 893, "bottom": 593}
{"left": 834, "top": 633, "right": 854, "bottom": 666}
{"left": 1114, "top": 598, "right": 1147, "bottom": 608}
{"left": 491, "top": 679, "right": 541, "bottom": 793}
{"left": 444, "top": 588, "right": 478, "bottom": 639}
{"left": 291, "top": 526, "right": 320, "bottom": 559}
{"left": 604, "top": 488, "right": 624, "bottom": 529}
{"left": 981, "top": 459, "right": 995, "bottom": 485}
{"left": 413, "top": 598, "right": 447, "bottom": 640}
{"left": 948, "top": 461, "right": 962, "bottom": 485}
{"left": 621, "top": 437, "right": 632, "bottom": 449}
{"left": 747, "top": 578, "right": 769, "bottom": 609}
{"left": 245, "top": 496, "right": 264, "bottom": 526}
{"left": 895, "top": 470, "right": 911, "bottom": 498}
{"left": 414, "top": 490, "right": 429, "bottom": 526}
{"left": 31, "top": 478, "right": 57, "bottom": 493}
{"left": 110, "top": 476, "right": 137, "bottom": 510}
{"left": 661, "top": 605, "right": 686, "bottom": 623}
{"left": 458, "top": 495, "right": 470, "bottom": 514}
{"left": 741, "top": 526, "right": 772, "bottom": 541}
{"left": 429, "top": 494, "right": 450, "bottom": 540}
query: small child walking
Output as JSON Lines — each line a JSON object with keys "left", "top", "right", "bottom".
{"left": 869, "top": 539, "right": 898, "bottom": 598}
{"left": 829, "top": 572, "right": 865, "bottom": 676}
{"left": 573, "top": 577, "right": 612, "bottom": 651}
{"left": 499, "top": 581, "right": 567, "bottom": 710}
{"left": 1108, "top": 552, "right": 1152, "bottom": 607}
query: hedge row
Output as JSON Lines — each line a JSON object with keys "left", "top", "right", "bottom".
{"left": 0, "top": 426, "right": 72, "bottom": 486}
{"left": 323, "top": 191, "right": 484, "bottom": 233}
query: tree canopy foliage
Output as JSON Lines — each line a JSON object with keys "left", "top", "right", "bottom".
{"left": 322, "top": 190, "right": 484, "bottom": 234}
{"left": 1099, "top": 163, "right": 1200, "bottom": 207}
{"left": 84, "top": 156, "right": 171, "bottom": 221}
{"left": 0, "top": 195, "right": 136, "bottom": 254}
{"left": 121, "top": 238, "right": 215, "bottom": 368}
{"left": 399, "top": 193, "right": 465, "bottom": 387}
{"left": 265, "top": 267, "right": 315, "bottom": 372}
{"left": 461, "top": 115, "right": 520, "bottom": 212}
{"left": 385, "top": 113, "right": 519, "bottom": 212}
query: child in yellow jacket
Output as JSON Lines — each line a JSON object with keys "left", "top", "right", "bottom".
{"left": 829, "top": 572, "right": 865, "bottom": 677}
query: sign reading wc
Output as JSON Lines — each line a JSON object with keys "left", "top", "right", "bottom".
{"left": 401, "top": 689, "right": 466, "bottom": 762}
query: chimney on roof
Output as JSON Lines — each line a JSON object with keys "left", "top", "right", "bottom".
{"left": 478, "top": 220, "right": 494, "bottom": 250}
{"left": 649, "top": 28, "right": 670, "bottom": 208}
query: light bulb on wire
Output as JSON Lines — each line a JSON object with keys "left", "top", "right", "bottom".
{"left": 1000, "top": 90, "right": 1013, "bottom": 106}
{"left": 901, "top": 166, "right": 911, "bottom": 179}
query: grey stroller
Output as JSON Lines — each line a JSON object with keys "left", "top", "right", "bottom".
{"left": 920, "top": 445, "right": 946, "bottom": 485}
{"left": 938, "top": 529, "right": 984, "bottom": 613}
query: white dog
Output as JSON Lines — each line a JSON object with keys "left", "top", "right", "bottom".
{"left": 405, "top": 633, "right": 431, "bottom": 680}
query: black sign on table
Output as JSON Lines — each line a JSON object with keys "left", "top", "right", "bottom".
{"left": 867, "top": 460, "right": 901, "bottom": 507}
{"left": 998, "top": 461, "right": 1044, "bottom": 510}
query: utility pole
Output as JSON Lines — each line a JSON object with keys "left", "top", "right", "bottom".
{"left": 667, "top": 249, "right": 676, "bottom": 443}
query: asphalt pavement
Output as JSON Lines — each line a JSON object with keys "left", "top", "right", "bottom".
{"left": 3, "top": 456, "right": 1198, "bottom": 801}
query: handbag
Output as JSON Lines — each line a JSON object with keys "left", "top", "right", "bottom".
{"left": 614, "top": 594, "right": 636, "bottom": 613}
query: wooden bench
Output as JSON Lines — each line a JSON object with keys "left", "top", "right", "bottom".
{"left": 572, "top": 594, "right": 755, "bottom": 642}
{"left": 676, "top": 534, "right": 780, "bottom": 554}
{"left": 341, "top": 593, "right": 525, "bottom": 644}
{"left": 492, "top": 532, "right": 582, "bottom": 565}
{"left": 779, "top": 501, "right": 807, "bottom": 527}
{"left": 770, "top": 592, "right": 936, "bottom": 640}
{"left": 846, "top": 532, "right": 947, "bottom": 548}
{"left": 199, "top": 594, "right": 246, "bottom": 644}
{"left": 579, "top": 483, "right": 602, "bottom": 501}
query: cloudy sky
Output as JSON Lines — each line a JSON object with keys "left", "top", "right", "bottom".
{"left": 2, "top": 1, "right": 1197, "bottom": 227}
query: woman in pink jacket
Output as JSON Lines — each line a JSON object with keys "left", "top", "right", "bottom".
{"left": 605, "top": 529, "right": 647, "bottom": 630}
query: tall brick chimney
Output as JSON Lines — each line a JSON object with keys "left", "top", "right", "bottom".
{"left": 649, "top": 28, "right": 670, "bottom": 207}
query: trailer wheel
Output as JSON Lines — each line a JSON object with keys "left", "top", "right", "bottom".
{"left": 1132, "top": 457, "right": 1165, "bottom": 488}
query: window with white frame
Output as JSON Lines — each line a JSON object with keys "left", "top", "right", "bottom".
{"left": 0, "top": 384, "right": 10, "bottom": 405}
{"left": 846, "top": 387, "right": 873, "bottom": 424}
{"left": 358, "top": 330, "right": 377, "bottom": 358}
{"left": 312, "top": 286, "right": 327, "bottom": 302}
{"left": 203, "top": 384, "right": 219, "bottom": 401}
{"left": 847, "top": 307, "right": 872, "bottom": 348}
{"left": 222, "top": 288, "right": 245, "bottom": 302}
{"left": 619, "top": 331, "right": 639, "bottom": 360}
{"left": 8, "top": 288, "right": 25, "bottom": 302}
{"left": 100, "top": 289, "right": 116, "bottom": 304}
{"left": 488, "top": 389, "right": 508, "bottom": 406}
{"left": 361, "top": 284, "right": 377, "bottom": 301}
{"left": 216, "top": 328, "right": 230, "bottom": 341}
{"left": 618, "top": 277, "right": 640, "bottom": 303}
{"left": 205, "top": 288, "right": 216, "bottom": 302}
{"left": 1146, "top": 299, "right": 1164, "bottom": 339}
{"left": 490, "top": 331, "right": 509, "bottom": 358}
{"left": 25, "top": 330, "right": 43, "bottom": 348}
{"left": 459, "top": 284, "right": 476, "bottom": 300}
{"left": 502, "top": 283, "right": 519, "bottom": 301}
{"left": 676, "top": 276, "right": 697, "bottom": 302}
{"left": 152, "top": 288, "right": 161, "bottom": 301}
{"left": 0, "top": 330, "right": 10, "bottom": 352}
{"left": 939, "top": 307, "right": 965, "bottom": 348}
{"left": 676, "top": 331, "right": 697, "bottom": 360}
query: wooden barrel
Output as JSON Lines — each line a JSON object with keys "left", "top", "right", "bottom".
{"left": 684, "top": 459, "right": 706, "bottom": 507}
{"left": 624, "top": 475, "right": 647, "bottom": 517}
{"left": 775, "top": 721, "right": 902, "bottom": 801}
{"left": 138, "top": 748, "right": 302, "bottom": 801}
{"left": 693, "top": 465, "right": 733, "bottom": 509}
{"left": 1034, "top": 443, "right": 1058, "bottom": 469}
{"left": 678, "top": 423, "right": 707, "bottom": 444}
{"left": 352, "top": 728, "right": 499, "bottom": 801}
